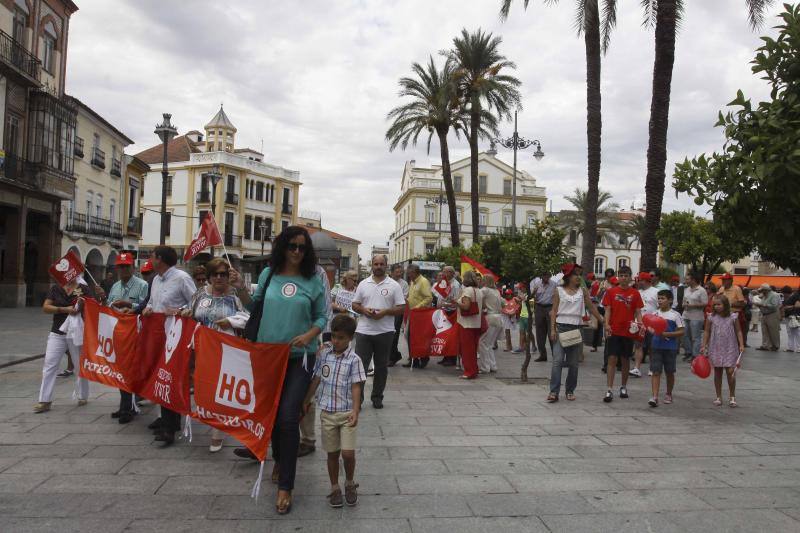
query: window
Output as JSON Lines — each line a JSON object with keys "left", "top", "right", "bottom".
{"left": 264, "top": 218, "right": 273, "bottom": 239}
{"left": 456, "top": 208, "right": 463, "bottom": 225}
{"left": 93, "top": 133, "right": 100, "bottom": 150}
{"left": 733, "top": 267, "right": 748, "bottom": 275}
{"left": 281, "top": 220, "right": 289, "bottom": 232}
{"left": 13, "top": 5, "right": 28, "bottom": 45}
{"left": 256, "top": 182, "right": 264, "bottom": 201}
{"left": 341, "top": 256, "right": 351, "bottom": 270}
{"left": 618, "top": 257, "right": 629, "bottom": 270}
{"left": 95, "top": 194, "right": 103, "bottom": 218}
{"left": 479, "top": 175, "right": 487, "bottom": 194}
{"left": 226, "top": 175, "right": 235, "bottom": 194}
{"left": 198, "top": 210, "right": 208, "bottom": 227}
{"left": 619, "top": 235, "right": 628, "bottom": 246}
{"left": 42, "top": 22, "right": 57, "bottom": 74}
{"left": 165, "top": 174, "right": 173, "bottom": 197}
{"left": 86, "top": 191, "right": 93, "bottom": 215}
{"left": 526, "top": 212, "right": 537, "bottom": 226}
{"left": 453, "top": 175, "right": 462, "bottom": 192}
{"left": 269, "top": 185, "right": 275, "bottom": 203}
{"left": 503, "top": 179, "right": 512, "bottom": 196}
{"left": 128, "top": 186, "right": 136, "bottom": 218}
{"left": 594, "top": 257, "right": 605, "bottom": 275}
{"left": 254, "top": 216, "right": 262, "bottom": 241}
{"left": 503, "top": 211, "right": 512, "bottom": 227}
{"left": 224, "top": 211, "right": 234, "bottom": 236}
{"left": 244, "top": 215, "right": 252, "bottom": 240}
{"left": 596, "top": 234, "right": 602, "bottom": 245}
{"left": 5, "top": 115, "right": 21, "bottom": 155}
{"left": 426, "top": 207, "right": 436, "bottom": 224}
{"left": 425, "top": 242, "right": 436, "bottom": 255}
{"left": 109, "top": 199, "right": 115, "bottom": 222}
{"left": 479, "top": 211, "right": 488, "bottom": 226}
{"left": 200, "top": 174, "right": 209, "bottom": 193}
{"left": 568, "top": 230, "right": 577, "bottom": 246}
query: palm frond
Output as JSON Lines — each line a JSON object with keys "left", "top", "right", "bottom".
{"left": 574, "top": 0, "right": 588, "bottom": 35}
{"left": 745, "top": 0, "right": 774, "bottom": 30}
{"left": 601, "top": 0, "right": 618, "bottom": 54}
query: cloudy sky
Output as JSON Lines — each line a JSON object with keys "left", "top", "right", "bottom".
{"left": 66, "top": 0, "right": 783, "bottom": 260}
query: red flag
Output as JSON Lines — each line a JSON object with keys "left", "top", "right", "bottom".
{"left": 139, "top": 315, "right": 195, "bottom": 415}
{"left": 433, "top": 278, "right": 451, "bottom": 299}
{"left": 184, "top": 212, "right": 223, "bottom": 261}
{"left": 408, "top": 308, "right": 461, "bottom": 358}
{"left": 49, "top": 250, "right": 85, "bottom": 287}
{"left": 80, "top": 299, "right": 147, "bottom": 392}
{"left": 191, "top": 327, "right": 290, "bottom": 461}
{"left": 460, "top": 254, "right": 496, "bottom": 278}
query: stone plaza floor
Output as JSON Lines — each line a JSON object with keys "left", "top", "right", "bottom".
{"left": 1, "top": 311, "right": 799, "bottom": 532}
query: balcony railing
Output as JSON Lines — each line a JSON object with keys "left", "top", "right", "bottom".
{"left": 426, "top": 222, "right": 437, "bottom": 231}
{"left": 64, "top": 210, "right": 122, "bottom": 239}
{"left": 478, "top": 225, "right": 487, "bottom": 235}
{"left": 282, "top": 203, "right": 293, "bottom": 215}
{"left": 111, "top": 158, "right": 121, "bottom": 177}
{"left": 224, "top": 234, "right": 242, "bottom": 247}
{"left": 196, "top": 190, "right": 211, "bottom": 203}
{"left": 74, "top": 137, "right": 84, "bottom": 158}
{"left": 225, "top": 191, "right": 239, "bottom": 205}
{"left": 91, "top": 147, "right": 106, "bottom": 169}
{"left": 0, "top": 28, "right": 41, "bottom": 84}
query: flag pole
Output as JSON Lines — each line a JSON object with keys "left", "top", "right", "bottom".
{"left": 82, "top": 268, "right": 99, "bottom": 288}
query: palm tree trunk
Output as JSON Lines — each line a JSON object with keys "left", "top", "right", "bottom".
{"left": 581, "top": 4, "right": 602, "bottom": 275}
{"left": 469, "top": 103, "right": 481, "bottom": 243}
{"left": 640, "top": 0, "right": 677, "bottom": 271}
{"left": 438, "top": 130, "right": 460, "bottom": 247}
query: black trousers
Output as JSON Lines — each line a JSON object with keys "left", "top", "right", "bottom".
{"left": 160, "top": 406, "right": 181, "bottom": 433}
{"left": 534, "top": 304, "right": 553, "bottom": 359}
{"left": 119, "top": 390, "right": 135, "bottom": 415}
{"left": 272, "top": 356, "right": 314, "bottom": 491}
{"left": 592, "top": 307, "right": 605, "bottom": 348}
{"left": 390, "top": 314, "right": 403, "bottom": 363}
{"left": 356, "top": 332, "right": 393, "bottom": 402}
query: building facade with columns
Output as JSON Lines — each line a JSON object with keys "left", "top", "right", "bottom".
{"left": 0, "top": 0, "right": 79, "bottom": 306}
{"left": 135, "top": 106, "right": 300, "bottom": 267}
{"left": 389, "top": 151, "right": 547, "bottom": 264}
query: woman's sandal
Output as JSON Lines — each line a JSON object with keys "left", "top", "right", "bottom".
{"left": 713, "top": 398, "right": 723, "bottom": 406}
{"left": 566, "top": 393, "right": 576, "bottom": 401}
{"left": 271, "top": 464, "right": 280, "bottom": 484}
{"left": 729, "top": 397, "right": 738, "bottom": 408}
{"left": 276, "top": 490, "right": 292, "bottom": 515}
{"left": 546, "top": 393, "right": 558, "bottom": 403}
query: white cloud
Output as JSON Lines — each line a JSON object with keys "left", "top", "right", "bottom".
{"left": 66, "top": 0, "right": 783, "bottom": 260}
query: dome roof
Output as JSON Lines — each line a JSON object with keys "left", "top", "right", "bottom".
{"left": 204, "top": 105, "right": 237, "bottom": 133}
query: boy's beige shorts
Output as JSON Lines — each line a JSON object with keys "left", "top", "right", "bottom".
{"left": 320, "top": 410, "right": 357, "bottom": 452}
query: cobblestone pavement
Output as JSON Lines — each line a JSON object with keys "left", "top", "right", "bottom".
{"left": 1, "top": 323, "right": 799, "bottom": 532}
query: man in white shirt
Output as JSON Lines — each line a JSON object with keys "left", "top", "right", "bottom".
{"left": 388, "top": 264, "right": 409, "bottom": 367}
{"left": 631, "top": 271, "right": 660, "bottom": 377}
{"left": 530, "top": 272, "right": 557, "bottom": 361}
{"left": 352, "top": 255, "right": 406, "bottom": 409}
{"left": 142, "top": 245, "right": 197, "bottom": 446}
{"left": 681, "top": 271, "right": 708, "bottom": 362}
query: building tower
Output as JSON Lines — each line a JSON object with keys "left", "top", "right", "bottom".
{"left": 204, "top": 105, "right": 236, "bottom": 152}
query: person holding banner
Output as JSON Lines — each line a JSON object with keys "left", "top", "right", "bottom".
{"left": 35, "top": 278, "right": 94, "bottom": 413}
{"left": 456, "top": 271, "right": 484, "bottom": 380}
{"left": 402, "top": 264, "right": 432, "bottom": 368}
{"left": 142, "top": 245, "right": 198, "bottom": 446}
{"left": 435, "top": 266, "right": 461, "bottom": 366}
{"left": 240, "top": 226, "right": 327, "bottom": 514}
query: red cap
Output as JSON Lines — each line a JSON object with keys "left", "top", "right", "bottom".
{"left": 586, "top": 272, "right": 596, "bottom": 280}
{"left": 140, "top": 259, "right": 154, "bottom": 273}
{"left": 638, "top": 272, "right": 653, "bottom": 281}
{"left": 721, "top": 273, "right": 733, "bottom": 280}
{"left": 115, "top": 252, "right": 134, "bottom": 266}
{"left": 609, "top": 276, "right": 619, "bottom": 285}
{"left": 561, "top": 263, "right": 578, "bottom": 277}
{"left": 671, "top": 275, "right": 680, "bottom": 282}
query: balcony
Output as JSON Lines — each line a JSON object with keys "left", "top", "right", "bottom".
{"left": 225, "top": 191, "right": 239, "bottom": 205}
{"left": 64, "top": 211, "right": 123, "bottom": 240}
{"left": 426, "top": 222, "right": 437, "bottom": 231}
{"left": 91, "top": 147, "right": 106, "bottom": 169}
{"left": 111, "top": 158, "right": 121, "bottom": 177}
{"left": 196, "top": 190, "right": 211, "bottom": 203}
{"left": 74, "top": 137, "right": 84, "bottom": 158}
{"left": 478, "top": 225, "right": 487, "bottom": 235}
{"left": 1, "top": 151, "right": 75, "bottom": 200}
{"left": 282, "top": 203, "right": 293, "bottom": 215}
{"left": 126, "top": 214, "right": 142, "bottom": 235}
{"left": 0, "top": 28, "right": 41, "bottom": 85}
{"left": 224, "top": 234, "right": 242, "bottom": 247}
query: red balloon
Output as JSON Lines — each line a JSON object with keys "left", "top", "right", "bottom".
{"left": 691, "top": 355, "right": 711, "bottom": 379}
{"left": 642, "top": 314, "right": 668, "bottom": 335}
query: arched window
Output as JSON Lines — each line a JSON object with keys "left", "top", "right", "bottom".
{"left": 95, "top": 193, "right": 103, "bottom": 218}
{"left": 109, "top": 199, "right": 115, "bottom": 222}
{"left": 86, "top": 190, "right": 93, "bottom": 215}
{"left": 42, "top": 21, "right": 57, "bottom": 73}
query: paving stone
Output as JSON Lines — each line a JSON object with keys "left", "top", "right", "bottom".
{"left": 582, "top": 488, "right": 714, "bottom": 512}
{"left": 689, "top": 487, "right": 800, "bottom": 509}
{"left": 57, "top": 433, "right": 157, "bottom": 445}
{"left": 664, "top": 509, "right": 800, "bottom": 533}
{"left": 409, "top": 517, "right": 548, "bottom": 533}
{"left": 208, "top": 493, "right": 343, "bottom": 520}
{"left": 465, "top": 492, "right": 596, "bottom": 516}
{"left": 119, "top": 458, "right": 234, "bottom": 476}
{"left": 356, "top": 459, "right": 448, "bottom": 475}
{"left": 0, "top": 422, "right": 42, "bottom": 433}
{"left": 2, "top": 517, "right": 131, "bottom": 533}
{"left": 389, "top": 446, "right": 486, "bottom": 460}
{"left": 427, "top": 436, "right": 519, "bottom": 447}
{"left": 124, "top": 519, "right": 272, "bottom": 533}
{"left": 86, "top": 493, "right": 216, "bottom": 519}
{"left": 89, "top": 444, "right": 195, "bottom": 459}
{"left": 506, "top": 473, "right": 624, "bottom": 492}
{"left": 0, "top": 473, "right": 49, "bottom": 493}
{"left": 416, "top": 417, "right": 497, "bottom": 427}
{"left": 443, "top": 458, "right": 550, "bottom": 475}
{"left": 740, "top": 442, "right": 800, "bottom": 455}
{"left": 379, "top": 425, "right": 466, "bottom": 437}
{"left": 272, "top": 518, "right": 412, "bottom": 533}
{"left": 597, "top": 433, "right": 768, "bottom": 445}
{"left": 397, "top": 474, "right": 515, "bottom": 494}
{"left": 542, "top": 424, "right": 624, "bottom": 435}
{"left": 5, "top": 457, "right": 128, "bottom": 475}
{"left": 29, "top": 422, "right": 125, "bottom": 434}
{"left": 482, "top": 445, "right": 580, "bottom": 459}
{"left": 608, "top": 471, "right": 729, "bottom": 489}
{"left": 708, "top": 469, "right": 800, "bottom": 488}
{"left": 346, "top": 494, "right": 472, "bottom": 518}
{"left": 0, "top": 432, "right": 68, "bottom": 445}
{"left": 541, "top": 512, "right": 682, "bottom": 533}
{"left": 655, "top": 444, "right": 756, "bottom": 457}
{"left": 569, "top": 445, "right": 669, "bottom": 458}
{"left": 32, "top": 474, "right": 166, "bottom": 494}
{"left": 513, "top": 435, "right": 609, "bottom": 446}
{"left": 543, "top": 457, "right": 650, "bottom": 473}
{"left": 0, "top": 493, "right": 104, "bottom": 517}
{"left": 0, "top": 443, "right": 94, "bottom": 458}
{"left": 756, "top": 432, "right": 800, "bottom": 443}
{"left": 358, "top": 436, "right": 432, "bottom": 447}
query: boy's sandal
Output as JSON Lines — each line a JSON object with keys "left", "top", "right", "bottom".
{"left": 729, "top": 398, "right": 738, "bottom": 408}
{"left": 713, "top": 398, "right": 723, "bottom": 406}
{"left": 546, "top": 393, "right": 558, "bottom": 403}
{"left": 566, "top": 393, "right": 576, "bottom": 401}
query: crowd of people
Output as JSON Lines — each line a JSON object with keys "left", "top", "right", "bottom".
{"left": 31, "top": 226, "right": 800, "bottom": 512}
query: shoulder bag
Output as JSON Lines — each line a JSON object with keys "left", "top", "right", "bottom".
{"left": 461, "top": 288, "right": 480, "bottom": 316}
{"left": 244, "top": 269, "right": 275, "bottom": 342}
{"left": 558, "top": 328, "right": 583, "bottom": 348}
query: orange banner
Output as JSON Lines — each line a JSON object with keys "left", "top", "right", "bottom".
{"left": 138, "top": 315, "right": 196, "bottom": 416}
{"left": 408, "top": 308, "right": 461, "bottom": 358}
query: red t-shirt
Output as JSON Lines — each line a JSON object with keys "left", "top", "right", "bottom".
{"left": 602, "top": 286, "right": 644, "bottom": 337}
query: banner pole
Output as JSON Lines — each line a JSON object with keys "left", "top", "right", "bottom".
{"left": 82, "top": 268, "right": 99, "bottom": 288}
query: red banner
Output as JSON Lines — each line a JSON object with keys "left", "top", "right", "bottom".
{"left": 184, "top": 212, "right": 223, "bottom": 261}
{"left": 191, "top": 327, "right": 290, "bottom": 461}
{"left": 80, "top": 299, "right": 145, "bottom": 392}
{"left": 139, "top": 315, "right": 195, "bottom": 415}
{"left": 49, "top": 250, "right": 85, "bottom": 287}
{"left": 408, "top": 308, "right": 461, "bottom": 358}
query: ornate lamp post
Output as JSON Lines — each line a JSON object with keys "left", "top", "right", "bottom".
{"left": 491, "top": 110, "right": 544, "bottom": 234}
{"left": 259, "top": 221, "right": 268, "bottom": 256}
{"left": 425, "top": 182, "right": 448, "bottom": 249}
{"left": 202, "top": 163, "right": 223, "bottom": 257}
{"left": 154, "top": 114, "right": 178, "bottom": 245}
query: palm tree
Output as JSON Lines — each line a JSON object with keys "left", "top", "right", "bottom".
{"left": 386, "top": 57, "right": 499, "bottom": 248}
{"left": 559, "top": 189, "right": 626, "bottom": 254}
{"left": 638, "top": 0, "right": 774, "bottom": 270}
{"left": 500, "top": 0, "right": 618, "bottom": 275}
{"left": 624, "top": 213, "right": 647, "bottom": 251}
{"left": 448, "top": 28, "right": 521, "bottom": 243}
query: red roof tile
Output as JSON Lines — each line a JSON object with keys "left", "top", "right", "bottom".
{"left": 134, "top": 135, "right": 202, "bottom": 165}
{"left": 305, "top": 226, "right": 360, "bottom": 244}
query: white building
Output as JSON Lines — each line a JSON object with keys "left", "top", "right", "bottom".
{"left": 389, "top": 151, "right": 547, "bottom": 263}
{"left": 558, "top": 209, "right": 643, "bottom": 276}
{"left": 136, "top": 106, "right": 300, "bottom": 266}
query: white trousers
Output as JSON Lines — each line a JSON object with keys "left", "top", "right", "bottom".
{"left": 39, "top": 332, "right": 89, "bottom": 403}
{"left": 478, "top": 323, "right": 503, "bottom": 372}
{"left": 788, "top": 324, "right": 800, "bottom": 352}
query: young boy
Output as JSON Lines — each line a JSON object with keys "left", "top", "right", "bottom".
{"left": 601, "top": 266, "right": 643, "bottom": 402}
{"left": 648, "top": 290, "right": 685, "bottom": 407}
{"left": 303, "top": 314, "right": 366, "bottom": 508}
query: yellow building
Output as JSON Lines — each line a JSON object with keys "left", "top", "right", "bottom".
{"left": 135, "top": 106, "right": 300, "bottom": 270}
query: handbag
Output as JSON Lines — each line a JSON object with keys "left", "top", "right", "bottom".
{"left": 243, "top": 269, "right": 275, "bottom": 342}
{"left": 461, "top": 288, "right": 480, "bottom": 316}
{"left": 558, "top": 328, "right": 583, "bottom": 348}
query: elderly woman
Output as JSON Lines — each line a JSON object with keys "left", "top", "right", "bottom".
{"left": 478, "top": 274, "right": 503, "bottom": 373}
{"left": 457, "top": 270, "right": 484, "bottom": 380}
{"left": 237, "top": 226, "right": 327, "bottom": 515}
{"left": 332, "top": 270, "right": 359, "bottom": 318}
{"left": 182, "top": 257, "right": 250, "bottom": 453}
{"left": 192, "top": 265, "right": 208, "bottom": 289}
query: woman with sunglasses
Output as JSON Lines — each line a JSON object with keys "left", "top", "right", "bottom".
{"left": 183, "top": 257, "right": 251, "bottom": 452}
{"left": 237, "top": 226, "right": 327, "bottom": 515}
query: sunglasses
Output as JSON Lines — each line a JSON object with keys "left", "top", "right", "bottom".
{"left": 211, "top": 271, "right": 229, "bottom": 278}
{"left": 287, "top": 243, "right": 307, "bottom": 253}
{"left": 194, "top": 277, "right": 207, "bottom": 282}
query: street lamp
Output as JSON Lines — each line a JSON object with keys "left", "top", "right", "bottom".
{"left": 425, "top": 181, "right": 448, "bottom": 249}
{"left": 154, "top": 113, "right": 178, "bottom": 245}
{"left": 259, "top": 221, "right": 268, "bottom": 256}
{"left": 491, "top": 110, "right": 544, "bottom": 234}
{"left": 202, "top": 163, "right": 223, "bottom": 257}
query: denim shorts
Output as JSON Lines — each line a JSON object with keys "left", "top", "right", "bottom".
{"left": 650, "top": 348, "right": 677, "bottom": 374}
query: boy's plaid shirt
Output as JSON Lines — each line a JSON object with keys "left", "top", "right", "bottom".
{"left": 313, "top": 344, "right": 366, "bottom": 412}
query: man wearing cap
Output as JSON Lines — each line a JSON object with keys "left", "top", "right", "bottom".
{"left": 630, "top": 272, "right": 659, "bottom": 378}
{"left": 755, "top": 284, "right": 781, "bottom": 351}
{"left": 718, "top": 273, "right": 747, "bottom": 341}
{"left": 530, "top": 271, "right": 557, "bottom": 362}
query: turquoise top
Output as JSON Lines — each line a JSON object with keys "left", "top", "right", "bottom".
{"left": 250, "top": 267, "right": 328, "bottom": 358}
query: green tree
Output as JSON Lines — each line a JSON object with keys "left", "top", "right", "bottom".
{"left": 638, "top": 0, "right": 774, "bottom": 271}
{"left": 559, "top": 188, "right": 627, "bottom": 251}
{"left": 423, "top": 243, "right": 484, "bottom": 270}
{"left": 480, "top": 233, "right": 504, "bottom": 275}
{"left": 656, "top": 211, "right": 752, "bottom": 281}
{"left": 623, "top": 213, "right": 646, "bottom": 251}
{"left": 448, "top": 29, "right": 522, "bottom": 243}
{"left": 499, "top": 219, "right": 570, "bottom": 282}
{"left": 500, "top": 0, "right": 618, "bottom": 276}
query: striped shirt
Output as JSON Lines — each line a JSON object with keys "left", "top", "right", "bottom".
{"left": 313, "top": 344, "right": 366, "bottom": 412}
{"left": 107, "top": 276, "right": 150, "bottom": 306}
